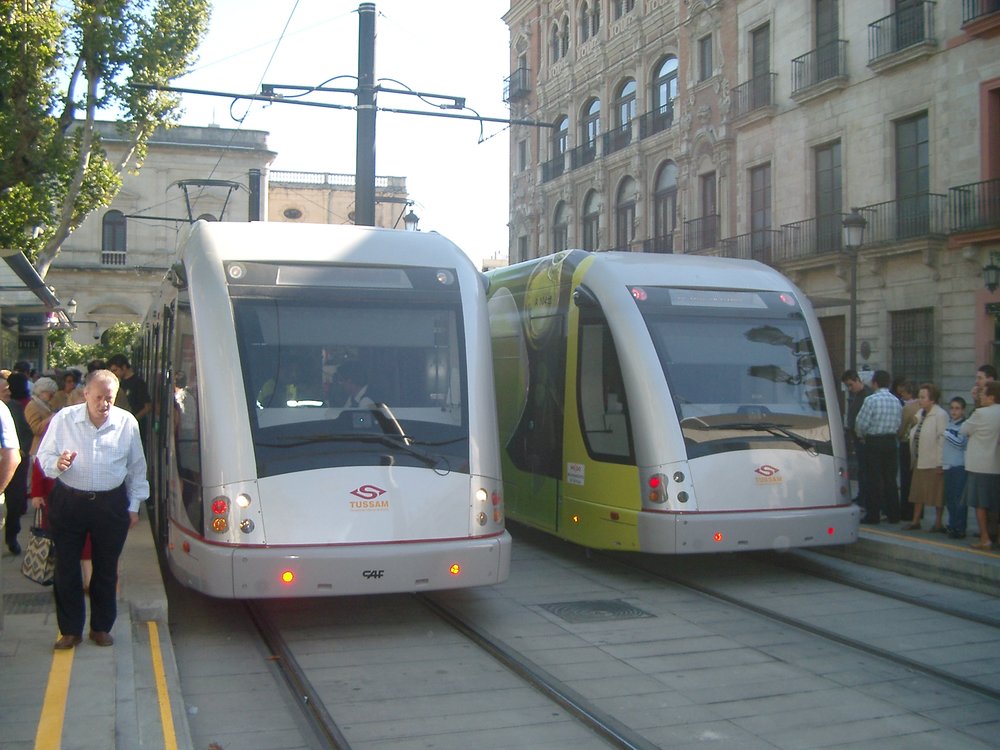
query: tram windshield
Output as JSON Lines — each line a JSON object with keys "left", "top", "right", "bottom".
{"left": 632, "top": 286, "right": 832, "bottom": 458}
{"left": 230, "top": 263, "right": 469, "bottom": 477}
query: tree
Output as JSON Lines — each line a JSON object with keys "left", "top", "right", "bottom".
{"left": 0, "top": 0, "right": 211, "bottom": 277}
{"left": 46, "top": 321, "right": 141, "bottom": 369}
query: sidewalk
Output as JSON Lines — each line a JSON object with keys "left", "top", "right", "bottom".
{"left": 0, "top": 506, "right": 191, "bottom": 750}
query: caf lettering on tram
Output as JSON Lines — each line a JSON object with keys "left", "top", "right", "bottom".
{"left": 139, "top": 221, "right": 511, "bottom": 597}
{"left": 486, "top": 250, "right": 860, "bottom": 554}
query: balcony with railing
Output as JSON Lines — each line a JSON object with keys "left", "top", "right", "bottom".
{"left": 638, "top": 105, "right": 674, "bottom": 139}
{"left": 859, "top": 194, "right": 948, "bottom": 246}
{"left": 684, "top": 215, "right": 720, "bottom": 253}
{"left": 962, "top": 0, "right": 1000, "bottom": 34}
{"left": 568, "top": 142, "right": 597, "bottom": 170}
{"left": 719, "top": 230, "right": 782, "bottom": 264}
{"left": 642, "top": 235, "right": 674, "bottom": 254}
{"left": 541, "top": 154, "right": 565, "bottom": 183}
{"left": 950, "top": 178, "right": 1000, "bottom": 234}
{"left": 868, "top": 1, "right": 936, "bottom": 71}
{"left": 602, "top": 122, "right": 633, "bottom": 156}
{"left": 503, "top": 67, "right": 531, "bottom": 103}
{"left": 730, "top": 74, "right": 776, "bottom": 123}
{"left": 778, "top": 215, "right": 844, "bottom": 261}
{"left": 101, "top": 250, "right": 128, "bottom": 266}
{"left": 791, "top": 40, "right": 848, "bottom": 102}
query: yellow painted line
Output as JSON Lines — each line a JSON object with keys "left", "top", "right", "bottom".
{"left": 861, "top": 527, "right": 1000, "bottom": 556}
{"left": 147, "top": 621, "right": 179, "bottom": 750}
{"left": 35, "top": 645, "right": 74, "bottom": 750}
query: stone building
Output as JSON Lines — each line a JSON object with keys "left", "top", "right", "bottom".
{"left": 503, "top": 0, "right": 1000, "bottom": 399}
{"left": 268, "top": 171, "right": 411, "bottom": 228}
{"left": 50, "top": 122, "right": 275, "bottom": 344}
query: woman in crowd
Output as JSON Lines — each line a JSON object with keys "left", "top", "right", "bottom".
{"left": 903, "top": 382, "right": 948, "bottom": 532}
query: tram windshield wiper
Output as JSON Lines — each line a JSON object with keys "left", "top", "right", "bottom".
{"left": 259, "top": 432, "right": 449, "bottom": 471}
{"left": 699, "top": 421, "right": 819, "bottom": 456}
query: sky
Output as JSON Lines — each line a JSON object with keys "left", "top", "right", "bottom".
{"left": 174, "top": 1, "right": 513, "bottom": 268}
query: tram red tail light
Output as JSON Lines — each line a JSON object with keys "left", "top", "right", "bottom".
{"left": 280, "top": 570, "right": 295, "bottom": 585}
{"left": 211, "top": 497, "right": 228, "bottom": 515}
{"left": 827, "top": 527, "right": 835, "bottom": 536}
{"left": 713, "top": 532, "right": 724, "bottom": 543}
{"left": 647, "top": 473, "right": 668, "bottom": 504}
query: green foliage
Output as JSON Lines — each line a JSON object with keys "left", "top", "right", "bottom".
{"left": 0, "top": 0, "right": 211, "bottom": 273}
{"left": 47, "top": 321, "right": 141, "bottom": 370}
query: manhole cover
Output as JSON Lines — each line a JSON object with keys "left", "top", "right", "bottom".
{"left": 3, "top": 592, "right": 54, "bottom": 615}
{"left": 539, "top": 599, "right": 654, "bottom": 624}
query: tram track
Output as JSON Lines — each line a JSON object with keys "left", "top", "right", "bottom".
{"left": 244, "top": 594, "right": 660, "bottom": 750}
{"left": 606, "top": 550, "right": 1000, "bottom": 705}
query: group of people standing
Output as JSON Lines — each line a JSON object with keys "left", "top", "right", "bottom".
{"left": 1, "top": 355, "right": 151, "bottom": 649}
{"left": 842, "top": 365, "right": 1000, "bottom": 550}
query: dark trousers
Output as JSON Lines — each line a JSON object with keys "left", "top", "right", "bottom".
{"left": 863, "top": 435, "right": 900, "bottom": 524}
{"left": 3, "top": 456, "right": 29, "bottom": 546}
{"left": 848, "top": 432, "right": 868, "bottom": 507}
{"left": 898, "top": 440, "right": 913, "bottom": 521}
{"left": 47, "top": 481, "right": 129, "bottom": 636}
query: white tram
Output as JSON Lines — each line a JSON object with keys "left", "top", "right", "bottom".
{"left": 487, "top": 250, "right": 861, "bottom": 553}
{"left": 139, "top": 222, "right": 510, "bottom": 597}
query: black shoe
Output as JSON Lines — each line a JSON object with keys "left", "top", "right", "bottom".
{"left": 948, "top": 530, "right": 966, "bottom": 539}
{"left": 861, "top": 517, "right": 880, "bottom": 525}
{"left": 7, "top": 541, "right": 20, "bottom": 556}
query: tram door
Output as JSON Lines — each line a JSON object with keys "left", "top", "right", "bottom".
{"left": 561, "top": 304, "right": 641, "bottom": 550}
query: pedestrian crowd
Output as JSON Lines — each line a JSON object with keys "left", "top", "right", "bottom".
{"left": 841, "top": 363, "right": 1000, "bottom": 550}
{"left": 1, "top": 355, "right": 151, "bottom": 650}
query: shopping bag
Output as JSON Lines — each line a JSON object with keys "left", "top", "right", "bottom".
{"left": 21, "top": 509, "right": 55, "bottom": 586}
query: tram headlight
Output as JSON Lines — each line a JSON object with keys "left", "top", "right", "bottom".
{"left": 235, "top": 493, "right": 252, "bottom": 508}
{"left": 435, "top": 270, "right": 455, "bottom": 286}
{"left": 226, "top": 263, "right": 246, "bottom": 280}
{"left": 240, "top": 519, "right": 255, "bottom": 534}
{"left": 477, "top": 512, "right": 488, "bottom": 526}
{"left": 475, "top": 488, "right": 489, "bottom": 503}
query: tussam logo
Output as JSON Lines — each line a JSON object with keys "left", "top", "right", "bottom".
{"left": 349, "top": 484, "right": 389, "bottom": 510}
{"left": 754, "top": 465, "right": 783, "bottom": 484}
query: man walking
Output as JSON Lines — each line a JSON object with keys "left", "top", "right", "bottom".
{"left": 37, "top": 369, "right": 148, "bottom": 649}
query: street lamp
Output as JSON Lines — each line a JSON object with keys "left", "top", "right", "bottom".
{"left": 842, "top": 209, "right": 867, "bottom": 373}
{"left": 403, "top": 209, "right": 420, "bottom": 231}
{"left": 984, "top": 252, "right": 1000, "bottom": 292}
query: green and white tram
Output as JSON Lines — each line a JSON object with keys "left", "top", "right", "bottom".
{"left": 487, "top": 250, "right": 860, "bottom": 554}
{"left": 139, "top": 222, "right": 510, "bottom": 597}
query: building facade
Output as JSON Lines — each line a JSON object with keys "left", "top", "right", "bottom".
{"left": 504, "top": 0, "right": 1000, "bottom": 399}
{"left": 268, "top": 171, "right": 410, "bottom": 228}
{"left": 50, "top": 122, "right": 276, "bottom": 344}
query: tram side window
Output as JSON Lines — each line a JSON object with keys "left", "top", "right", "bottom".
{"left": 173, "top": 298, "right": 203, "bottom": 533}
{"left": 578, "top": 317, "right": 632, "bottom": 461}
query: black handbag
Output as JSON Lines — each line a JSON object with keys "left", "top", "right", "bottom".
{"left": 21, "top": 508, "right": 56, "bottom": 586}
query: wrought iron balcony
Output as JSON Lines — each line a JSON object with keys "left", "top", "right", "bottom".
{"left": 101, "top": 250, "right": 128, "bottom": 266}
{"left": 638, "top": 105, "right": 674, "bottom": 139}
{"left": 791, "top": 40, "right": 848, "bottom": 97}
{"left": 963, "top": 0, "right": 1000, "bottom": 24}
{"left": 779, "top": 215, "right": 844, "bottom": 260}
{"left": 541, "top": 155, "right": 565, "bottom": 183}
{"left": 503, "top": 67, "right": 531, "bottom": 103}
{"left": 858, "top": 194, "right": 948, "bottom": 245}
{"left": 868, "top": 1, "right": 935, "bottom": 64}
{"left": 602, "top": 123, "right": 633, "bottom": 156}
{"left": 642, "top": 235, "right": 674, "bottom": 254}
{"left": 568, "top": 142, "right": 597, "bottom": 170}
{"left": 719, "top": 230, "right": 782, "bottom": 264}
{"left": 950, "top": 178, "right": 1000, "bottom": 233}
{"left": 730, "top": 74, "right": 776, "bottom": 120}
{"left": 684, "top": 215, "right": 720, "bottom": 253}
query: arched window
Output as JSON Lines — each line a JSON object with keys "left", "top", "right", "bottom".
{"left": 551, "top": 22, "right": 561, "bottom": 63}
{"left": 553, "top": 201, "right": 569, "bottom": 253}
{"left": 582, "top": 98, "right": 601, "bottom": 147}
{"left": 561, "top": 15, "right": 570, "bottom": 57}
{"left": 554, "top": 116, "right": 569, "bottom": 158}
{"left": 101, "top": 210, "right": 126, "bottom": 265}
{"left": 591, "top": 1, "right": 601, "bottom": 35}
{"left": 613, "top": 0, "right": 635, "bottom": 20}
{"left": 616, "top": 79, "right": 637, "bottom": 128}
{"left": 653, "top": 161, "right": 678, "bottom": 252}
{"left": 653, "top": 56, "right": 679, "bottom": 115}
{"left": 580, "top": 2, "right": 591, "bottom": 42}
{"left": 615, "top": 177, "right": 637, "bottom": 249}
{"left": 582, "top": 190, "right": 601, "bottom": 250}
